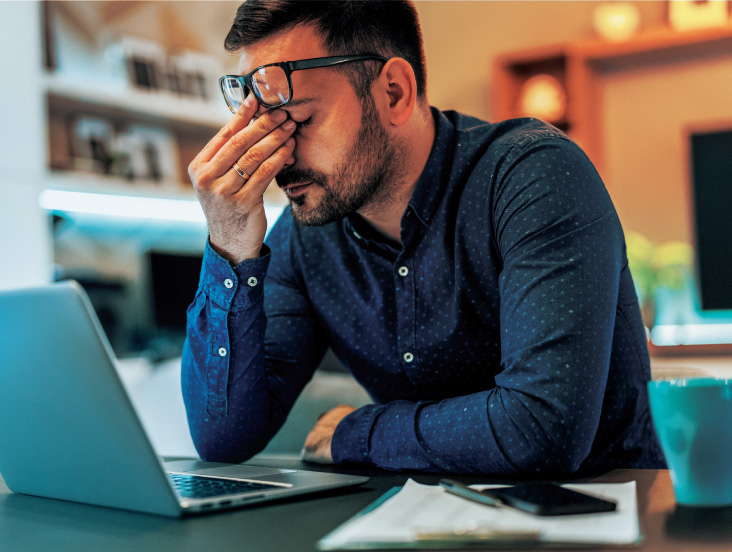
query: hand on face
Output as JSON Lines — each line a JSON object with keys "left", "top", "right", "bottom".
{"left": 301, "top": 404, "right": 357, "bottom": 464}
{"left": 188, "top": 95, "right": 297, "bottom": 264}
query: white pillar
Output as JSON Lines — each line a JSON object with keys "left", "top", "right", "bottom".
{"left": 0, "top": 1, "right": 53, "bottom": 290}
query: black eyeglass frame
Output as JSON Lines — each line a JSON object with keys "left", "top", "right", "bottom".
{"left": 219, "top": 54, "right": 388, "bottom": 111}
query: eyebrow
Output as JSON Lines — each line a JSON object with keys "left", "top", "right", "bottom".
{"left": 285, "top": 98, "right": 317, "bottom": 108}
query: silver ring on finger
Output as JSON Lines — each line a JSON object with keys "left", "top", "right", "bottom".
{"left": 232, "top": 162, "right": 250, "bottom": 181}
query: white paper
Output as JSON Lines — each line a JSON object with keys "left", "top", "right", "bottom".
{"left": 319, "top": 479, "right": 640, "bottom": 549}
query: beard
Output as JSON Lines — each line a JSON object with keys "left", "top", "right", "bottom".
{"left": 276, "top": 95, "right": 403, "bottom": 227}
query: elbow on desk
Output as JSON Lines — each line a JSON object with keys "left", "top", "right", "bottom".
{"left": 187, "top": 418, "right": 270, "bottom": 464}
{"left": 487, "top": 416, "right": 594, "bottom": 477}
{"left": 192, "top": 435, "right": 266, "bottom": 465}
{"left": 508, "top": 446, "right": 589, "bottom": 477}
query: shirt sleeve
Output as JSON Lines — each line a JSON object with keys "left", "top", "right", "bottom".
{"left": 332, "top": 133, "right": 625, "bottom": 476}
{"left": 182, "top": 215, "right": 328, "bottom": 463}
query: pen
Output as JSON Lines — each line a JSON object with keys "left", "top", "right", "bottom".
{"left": 439, "top": 479, "right": 506, "bottom": 508}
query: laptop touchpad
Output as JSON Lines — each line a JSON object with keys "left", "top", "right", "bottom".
{"left": 165, "top": 460, "right": 295, "bottom": 479}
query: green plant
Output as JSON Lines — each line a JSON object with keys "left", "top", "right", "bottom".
{"left": 625, "top": 231, "right": 693, "bottom": 328}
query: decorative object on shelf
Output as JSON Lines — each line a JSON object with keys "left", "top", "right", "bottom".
{"left": 167, "top": 51, "right": 222, "bottom": 101}
{"left": 593, "top": 2, "right": 641, "bottom": 41}
{"left": 69, "top": 114, "right": 179, "bottom": 186}
{"left": 517, "top": 74, "right": 567, "bottom": 124}
{"left": 668, "top": 0, "right": 731, "bottom": 32}
{"left": 70, "top": 116, "right": 115, "bottom": 175}
{"left": 115, "top": 35, "right": 223, "bottom": 102}
{"left": 120, "top": 35, "right": 168, "bottom": 91}
{"left": 114, "top": 125, "right": 180, "bottom": 185}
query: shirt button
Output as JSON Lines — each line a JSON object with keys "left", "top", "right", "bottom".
{"left": 224, "top": 279, "right": 234, "bottom": 289}
{"left": 398, "top": 266, "right": 409, "bottom": 277}
{"left": 353, "top": 230, "right": 362, "bottom": 240}
{"left": 218, "top": 347, "right": 227, "bottom": 357}
{"left": 403, "top": 352, "right": 414, "bottom": 363}
{"left": 247, "top": 276, "right": 258, "bottom": 287}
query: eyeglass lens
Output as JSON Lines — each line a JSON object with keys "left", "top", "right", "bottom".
{"left": 252, "top": 66, "right": 290, "bottom": 107}
{"left": 221, "top": 78, "right": 247, "bottom": 112}
{"left": 222, "top": 65, "right": 292, "bottom": 112}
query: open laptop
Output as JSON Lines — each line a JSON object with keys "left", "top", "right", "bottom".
{"left": 0, "top": 281, "right": 367, "bottom": 517}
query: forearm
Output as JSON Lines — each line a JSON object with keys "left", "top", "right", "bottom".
{"left": 182, "top": 243, "right": 276, "bottom": 462}
{"left": 332, "top": 381, "right": 606, "bottom": 476}
{"left": 182, "top": 234, "right": 328, "bottom": 463}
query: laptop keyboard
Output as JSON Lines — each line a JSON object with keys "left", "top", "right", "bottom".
{"left": 168, "top": 473, "right": 276, "bottom": 499}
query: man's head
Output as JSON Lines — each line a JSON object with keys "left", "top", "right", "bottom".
{"left": 224, "top": 0, "right": 428, "bottom": 228}
{"left": 224, "top": 0, "right": 426, "bottom": 102}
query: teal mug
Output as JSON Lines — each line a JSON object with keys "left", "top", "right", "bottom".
{"left": 648, "top": 378, "right": 732, "bottom": 507}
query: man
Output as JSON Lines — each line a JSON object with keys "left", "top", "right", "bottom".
{"left": 183, "top": 0, "right": 665, "bottom": 475}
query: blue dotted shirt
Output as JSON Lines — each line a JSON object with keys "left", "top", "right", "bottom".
{"left": 182, "top": 108, "right": 665, "bottom": 475}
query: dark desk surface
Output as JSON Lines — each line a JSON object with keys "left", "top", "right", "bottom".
{"left": 2, "top": 455, "right": 732, "bottom": 552}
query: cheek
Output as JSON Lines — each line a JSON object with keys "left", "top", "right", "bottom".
{"left": 296, "top": 118, "right": 357, "bottom": 172}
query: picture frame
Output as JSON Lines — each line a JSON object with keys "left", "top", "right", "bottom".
{"left": 668, "top": 0, "right": 731, "bottom": 32}
{"left": 119, "top": 35, "right": 168, "bottom": 91}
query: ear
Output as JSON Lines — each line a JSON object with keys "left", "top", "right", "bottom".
{"left": 376, "top": 57, "right": 417, "bottom": 127}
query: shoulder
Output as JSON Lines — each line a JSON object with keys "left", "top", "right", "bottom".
{"left": 437, "top": 111, "right": 582, "bottom": 180}
{"left": 441, "top": 110, "right": 570, "bottom": 147}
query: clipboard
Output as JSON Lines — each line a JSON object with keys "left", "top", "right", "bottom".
{"left": 317, "top": 479, "right": 641, "bottom": 550}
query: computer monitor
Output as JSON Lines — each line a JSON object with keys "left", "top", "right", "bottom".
{"left": 687, "top": 124, "right": 732, "bottom": 311}
{"left": 147, "top": 250, "right": 202, "bottom": 330}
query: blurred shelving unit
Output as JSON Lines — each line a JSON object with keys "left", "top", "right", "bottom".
{"left": 38, "top": 1, "right": 287, "bottom": 216}
{"left": 493, "top": 23, "right": 732, "bottom": 176}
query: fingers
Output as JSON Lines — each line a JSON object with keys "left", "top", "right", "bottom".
{"left": 236, "top": 116, "right": 295, "bottom": 169}
{"left": 229, "top": 137, "right": 295, "bottom": 201}
{"left": 189, "top": 104, "right": 296, "bottom": 199}
{"left": 195, "top": 94, "right": 260, "bottom": 164}
{"left": 210, "top": 108, "right": 292, "bottom": 171}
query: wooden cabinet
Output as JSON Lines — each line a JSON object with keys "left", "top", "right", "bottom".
{"left": 493, "top": 24, "right": 732, "bottom": 175}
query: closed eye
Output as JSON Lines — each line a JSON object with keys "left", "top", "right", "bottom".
{"left": 296, "top": 116, "right": 313, "bottom": 130}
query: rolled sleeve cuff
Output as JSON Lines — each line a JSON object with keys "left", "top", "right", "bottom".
{"left": 331, "top": 404, "right": 381, "bottom": 465}
{"left": 199, "top": 240, "right": 271, "bottom": 310}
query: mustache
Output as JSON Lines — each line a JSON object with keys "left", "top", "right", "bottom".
{"left": 277, "top": 166, "right": 327, "bottom": 189}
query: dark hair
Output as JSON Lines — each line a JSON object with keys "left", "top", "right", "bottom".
{"left": 224, "top": 0, "right": 427, "bottom": 100}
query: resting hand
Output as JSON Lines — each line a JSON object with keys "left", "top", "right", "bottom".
{"left": 301, "top": 405, "right": 357, "bottom": 464}
{"left": 188, "top": 95, "right": 297, "bottom": 264}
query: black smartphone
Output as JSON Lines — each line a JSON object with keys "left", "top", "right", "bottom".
{"left": 440, "top": 479, "right": 617, "bottom": 516}
{"left": 481, "top": 483, "right": 617, "bottom": 516}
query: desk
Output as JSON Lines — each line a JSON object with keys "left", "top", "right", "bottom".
{"left": 2, "top": 455, "right": 732, "bottom": 552}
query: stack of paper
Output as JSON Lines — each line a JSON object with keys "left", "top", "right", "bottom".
{"left": 318, "top": 479, "right": 640, "bottom": 549}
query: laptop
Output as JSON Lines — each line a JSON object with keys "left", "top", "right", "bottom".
{"left": 0, "top": 281, "right": 368, "bottom": 517}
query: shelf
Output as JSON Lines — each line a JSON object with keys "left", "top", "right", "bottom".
{"left": 493, "top": 24, "right": 732, "bottom": 174}
{"left": 43, "top": 169, "right": 289, "bottom": 206}
{"left": 41, "top": 170, "right": 288, "bottom": 225}
{"left": 570, "top": 23, "right": 732, "bottom": 62}
{"left": 43, "top": 72, "right": 230, "bottom": 132}
{"left": 44, "top": 169, "right": 196, "bottom": 200}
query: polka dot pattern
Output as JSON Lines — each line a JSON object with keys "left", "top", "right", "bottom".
{"left": 182, "top": 109, "right": 666, "bottom": 475}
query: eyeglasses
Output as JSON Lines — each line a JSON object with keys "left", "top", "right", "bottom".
{"left": 219, "top": 54, "right": 388, "bottom": 112}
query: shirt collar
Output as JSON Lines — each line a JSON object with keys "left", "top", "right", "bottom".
{"left": 405, "top": 107, "right": 456, "bottom": 227}
{"left": 343, "top": 107, "right": 456, "bottom": 238}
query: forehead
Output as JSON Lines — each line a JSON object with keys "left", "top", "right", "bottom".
{"left": 237, "top": 24, "right": 329, "bottom": 74}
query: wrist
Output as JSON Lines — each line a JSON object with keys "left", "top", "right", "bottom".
{"left": 209, "top": 239, "right": 262, "bottom": 266}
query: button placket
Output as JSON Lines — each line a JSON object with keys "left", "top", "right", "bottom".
{"left": 394, "top": 258, "right": 420, "bottom": 380}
